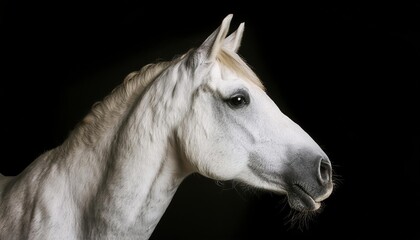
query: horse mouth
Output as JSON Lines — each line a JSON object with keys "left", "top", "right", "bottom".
{"left": 287, "top": 184, "right": 321, "bottom": 211}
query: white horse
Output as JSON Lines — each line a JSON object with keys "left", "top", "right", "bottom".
{"left": 0, "top": 14, "right": 333, "bottom": 239}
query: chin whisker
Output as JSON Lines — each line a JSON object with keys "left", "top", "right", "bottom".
{"left": 283, "top": 203, "right": 324, "bottom": 231}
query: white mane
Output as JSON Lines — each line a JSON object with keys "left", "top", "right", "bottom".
{"left": 70, "top": 61, "right": 173, "bottom": 145}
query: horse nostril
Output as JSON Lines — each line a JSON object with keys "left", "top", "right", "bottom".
{"left": 319, "top": 158, "right": 332, "bottom": 184}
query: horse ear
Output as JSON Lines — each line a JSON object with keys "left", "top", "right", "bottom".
{"left": 223, "top": 22, "right": 244, "bottom": 53}
{"left": 198, "top": 14, "right": 233, "bottom": 61}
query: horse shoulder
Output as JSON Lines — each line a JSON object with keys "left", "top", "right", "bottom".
{"left": 0, "top": 150, "right": 79, "bottom": 239}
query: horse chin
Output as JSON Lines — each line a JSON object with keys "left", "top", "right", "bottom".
{"left": 287, "top": 184, "right": 321, "bottom": 212}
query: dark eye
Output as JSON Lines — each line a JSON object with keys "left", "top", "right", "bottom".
{"left": 226, "top": 91, "right": 250, "bottom": 109}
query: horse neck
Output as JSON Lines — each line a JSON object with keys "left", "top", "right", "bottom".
{"left": 75, "top": 67, "right": 193, "bottom": 239}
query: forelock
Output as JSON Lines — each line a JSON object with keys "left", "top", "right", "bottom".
{"left": 216, "top": 49, "right": 265, "bottom": 91}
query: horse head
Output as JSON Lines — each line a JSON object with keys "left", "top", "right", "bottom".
{"left": 176, "top": 14, "right": 333, "bottom": 212}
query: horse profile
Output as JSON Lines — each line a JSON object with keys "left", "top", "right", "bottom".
{"left": 0, "top": 14, "right": 333, "bottom": 239}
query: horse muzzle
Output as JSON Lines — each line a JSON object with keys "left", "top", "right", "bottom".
{"left": 285, "top": 153, "right": 333, "bottom": 211}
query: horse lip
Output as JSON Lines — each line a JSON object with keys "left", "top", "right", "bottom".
{"left": 288, "top": 184, "right": 321, "bottom": 211}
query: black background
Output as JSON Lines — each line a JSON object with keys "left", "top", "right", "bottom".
{"left": 1, "top": 1, "right": 419, "bottom": 239}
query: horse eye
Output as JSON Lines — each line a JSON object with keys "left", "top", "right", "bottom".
{"left": 227, "top": 93, "right": 249, "bottom": 109}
